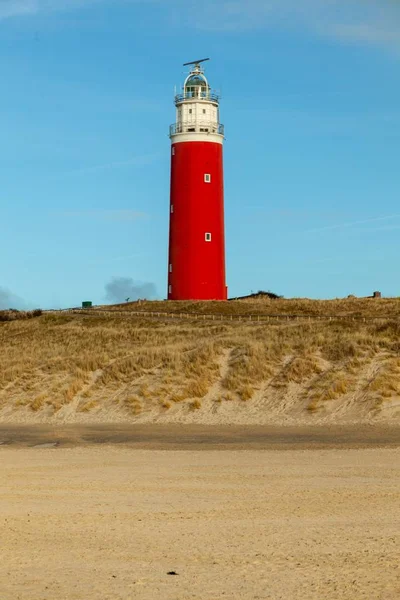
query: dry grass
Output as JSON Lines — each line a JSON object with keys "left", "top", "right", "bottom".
{"left": 79, "top": 400, "right": 98, "bottom": 413}
{"left": 366, "top": 358, "right": 400, "bottom": 410}
{"left": 221, "top": 341, "right": 275, "bottom": 400}
{"left": 190, "top": 399, "right": 202, "bottom": 410}
{"left": 124, "top": 396, "right": 143, "bottom": 415}
{"left": 306, "top": 369, "right": 355, "bottom": 411}
{"left": 237, "top": 385, "right": 254, "bottom": 401}
{"left": 105, "top": 296, "right": 400, "bottom": 319}
{"left": 273, "top": 355, "right": 324, "bottom": 388}
{"left": 0, "top": 301, "right": 399, "bottom": 420}
{"left": 184, "top": 379, "right": 210, "bottom": 399}
{"left": 30, "top": 393, "right": 48, "bottom": 412}
{"left": 0, "top": 309, "right": 42, "bottom": 322}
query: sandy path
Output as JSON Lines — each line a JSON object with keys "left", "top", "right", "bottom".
{"left": 1, "top": 423, "right": 400, "bottom": 450}
{"left": 1, "top": 447, "right": 400, "bottom": 599}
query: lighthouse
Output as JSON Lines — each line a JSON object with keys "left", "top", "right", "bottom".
{"left": 167, "top": 59, "right": 227, "bottom": 301}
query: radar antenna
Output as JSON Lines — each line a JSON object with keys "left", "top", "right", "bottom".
{"left": 183, "top": 58, "right": 210, "bottom": 67}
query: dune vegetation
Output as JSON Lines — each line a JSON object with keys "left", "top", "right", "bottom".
{"left": 0, "top": 309, "right": 43, "bottom": 322}
{"left": 106, "top": 295, "right": 400, "bottom": 318}
{"left": 1, "top": 298, "right": 399, "bottom": 423}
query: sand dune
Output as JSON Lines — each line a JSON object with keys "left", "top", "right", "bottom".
{"left": 1, "top": 301, "right": 400, "bottom": 425}
{"left": 1, "top": 346, "right": 399, "bottom": 425}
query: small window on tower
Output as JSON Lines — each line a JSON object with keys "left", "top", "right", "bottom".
{"left": 172, "top": 147, "right": 175, "bottom": 156}
{"left": 205, "top": 233, "right": 212, "bottom": 242}
{"left": 170, "top": 204, "right": 174, "bottom": 213}
{"left": 169, "top": 264, "right": 172, "bottom": 273}
{"left": 203, "top": 109, "right": 206, "bottom": 114}
{"left": 189, "top": 109, "right": 192, "bottom": 114}
{"left": 169, "top": 285, "right": 172, "bottom": 294}
{"left": 204, "top": 174, "right": 211, "bottom": 183}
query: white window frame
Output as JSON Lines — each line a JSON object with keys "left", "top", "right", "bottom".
{"left": 205, "top": 233, "right": 212, "bottom": 242}
{"left": 168, "top": 285, "right": 172, "bottom": 294}
{"left": 204, "top": 174, "right": 211, "bottom": 183}
{"left": 169, "top": 264, "right": 172, "bottom": 273}
{"left": 172, "top": 147, "right": 175, "bottom": 156}
{"left": 170, "top": 204, "right": 174, "bottom": 213}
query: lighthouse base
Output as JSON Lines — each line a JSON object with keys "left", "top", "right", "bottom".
{"left": 168, "top": 287, "right": 228, "bottom": 302}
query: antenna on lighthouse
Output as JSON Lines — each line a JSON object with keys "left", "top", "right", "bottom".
{"left": 183, "top": 58, "right": 210, "bottom": 67}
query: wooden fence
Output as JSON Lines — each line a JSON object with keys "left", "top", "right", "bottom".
{"left": 49, "top": 308, "right": 398, "bottom": 325}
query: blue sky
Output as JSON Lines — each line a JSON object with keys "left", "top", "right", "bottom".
{"left": 0, "top": 0, "right": 399, "bottom": 308}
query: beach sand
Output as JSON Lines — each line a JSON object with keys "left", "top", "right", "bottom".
{"left": 1, "top": 440, "right": 400, "bottom": 599}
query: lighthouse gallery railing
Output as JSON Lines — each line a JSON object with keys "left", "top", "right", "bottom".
{"left": 175, "top": 91, "right": 220, "bottom": 104}
{"left": 169, "top": 123, "right": 225, "bottom": 136}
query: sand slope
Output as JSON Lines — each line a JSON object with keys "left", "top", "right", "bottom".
{"left": 1, "top": 347, "right": 400, "bottom": 425}
{"left": 2, "top": 307, "right": 400, "bottom": 425}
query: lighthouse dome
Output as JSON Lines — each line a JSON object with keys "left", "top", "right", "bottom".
{"left": 184, "top": 71, "right": 211, "bottom": 99}
{"left": 175, "top": 61, "right": 220, "bottom": 105}
{"left": 185, "top": 74, "right": 209, "bottom": 89}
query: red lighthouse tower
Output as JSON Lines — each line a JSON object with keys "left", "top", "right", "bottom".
{"left": 167, "top": 59, "right": 227, "bottom": 301}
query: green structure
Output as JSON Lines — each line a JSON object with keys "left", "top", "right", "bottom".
{"left": 82, "top": 301, "right": 92, "bottom": 309}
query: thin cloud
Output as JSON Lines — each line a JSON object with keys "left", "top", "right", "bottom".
{"left": 87, "top": 252, "right": 145, "bottom": 266}
{"left": 188, "top": 0, "right": 400, "bottom": 53}
{"left": 354, "top": 224, "right": 400, "bottom": 233}
{"left": 2, "top": 0, "right": 400, "bottom": 55}
{"left": 237, "top": 107, "right": 400, "bottom": 137}
{"left": 64, "top": 154, "right": 158, "bottom": 176}
{"left": 0, "top": 286, "right": 26, "bottom": 310}
{"left": 0, "top": 0, "right": 158, "bottom": 21}
{"left": 0, "top": 0, "right": 35, "bottom": 20}
{"left": 0, "top": 0, "right": 103, "bottom": 21}
{"left": 304, "top": 214, "right": 400, "bottom": 234}
{"left": 62, "top": 209, "right": 148, "bottom": 221}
